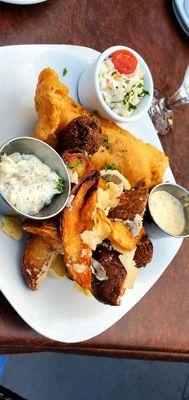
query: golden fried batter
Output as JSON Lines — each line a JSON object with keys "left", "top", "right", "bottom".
{"left": 34, "top": 68, "right": 169, "bottom": 188}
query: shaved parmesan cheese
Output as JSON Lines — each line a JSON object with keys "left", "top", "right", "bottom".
{"left": 91, "top": 259, "right": 108, "bottom": 281}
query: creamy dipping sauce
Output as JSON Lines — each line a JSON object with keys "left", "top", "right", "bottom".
{"left": 99, "top": 50, "right": 149, "bottom": 117}
{"left": 0, "top": 153, "right": 63, "bottom": 215}
{"left": 149, "top": 190, "right": 185, "bottom": 235}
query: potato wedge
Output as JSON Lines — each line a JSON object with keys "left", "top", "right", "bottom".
{"left": 62, "top": 171, "right": 100, "bottom": 289}
{"left": 22, "top": 220, "right": 63, "bottom": 254}
{"left": 22, "top": 236, "right": 56, "bottom": 291}
{"left": 96, "top": 208, "right": 136, "bottom": 251}
{"left": 49, "top": 254, "right": 66, "bottom": 278}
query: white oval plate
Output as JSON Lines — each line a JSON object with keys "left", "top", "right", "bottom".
{"left": 1, "top": 0, "right": 47, "bottom": 4}
{"left": 0, "top": 45, "right": 183, "bottom": 343}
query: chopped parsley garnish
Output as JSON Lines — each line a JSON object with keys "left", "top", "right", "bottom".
{"left": 104, "top": 162, "right": 116, "bottom": 171}
{"left": 111, "top": 71, "right": 117, "bottom": 76}
{"left": 125, "top": 80, "right": 130, "bottom": 83}
{"left": 102, "top": 136, "right": 109, "bottom": 148}
{"left": 128, "top": 102, "right": 137, "bottom": 111}
{"left": 138, "top": 89, "right": 150, "bottom": 98}
{"left": 66, "top": 162, "right": 74, "bottom": 169}
{"left": 137, "top": 82, "right": 143, "bottom": 88}
{"left": 111, "top": 92, "right": 130, "bottom": 105}
{"left": 62, "top": 68, "right": 68, "bottom": 77}
{"left": 56, "top": 178, "right": 64, "bottom": 193}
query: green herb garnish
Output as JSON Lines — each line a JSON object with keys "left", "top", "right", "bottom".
{"left": 102, "top": 137, "right": 109, "bottom": 148}
{"left": 66, "top": 162, "right": 74, "bottom": 169}
{"left": 111, "top": 92, "right": 130, "bottom": 105}
{"left": 56, "top": 178, "right": 64, "bottom": 193}
{"left": 138, "top": 89, "right": 150, "bottom": 98}
{"left": 128, "top": 102, "right": 137, "bottom": 111}
{"left": 104, "top": 162, "right": 116, "bottom": 171}
{"left": 111, "top": 71, "right": 117, "bottom": 76}
{"left": 62, "top": 68, "right": 68, "bottom": 77}
{"left": 137, "top": 82, "right": 143, "bottom": 88}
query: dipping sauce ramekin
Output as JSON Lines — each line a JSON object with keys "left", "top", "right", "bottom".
{"left": 78, "top": 45, "right": 153, "bottom": 123}
{"left": 0, "top": 137, "right": 70, "bottom": 220}
{"left": 148, "top": 183, "right": 189, "bottom": 238}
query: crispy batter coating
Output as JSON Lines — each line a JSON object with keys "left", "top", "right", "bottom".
{"left": 58, "top": 116, "right": 102, "bottom": 155}
{"left": 34, "top": 68, "right": 169, "bottom": 188}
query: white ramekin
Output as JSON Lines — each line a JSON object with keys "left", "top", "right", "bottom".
{"left": 78, "top": 45, "right": 154, "bottom": 123}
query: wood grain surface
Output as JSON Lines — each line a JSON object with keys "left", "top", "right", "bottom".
{"left": 0, "top": 0, "right": 189, "bottom": 360}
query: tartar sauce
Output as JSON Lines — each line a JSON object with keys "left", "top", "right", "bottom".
{"left": 99, "top": 55, "right": 148, "bottom": 117}
{"left": 0, "top": 153, "right": 63, "bottom": 215}
{"left": 149, "top": 190, "right": 185, "bottom": 235}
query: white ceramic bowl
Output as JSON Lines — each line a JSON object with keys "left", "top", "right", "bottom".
{"left": 78, "top": 45, "right": 154, "bottom": 123}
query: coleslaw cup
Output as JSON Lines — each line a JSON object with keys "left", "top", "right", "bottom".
{"left": 78, "top": 45, "right": 153, "bottom": 123}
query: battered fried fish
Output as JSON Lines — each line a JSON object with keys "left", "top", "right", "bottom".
{"left": 34, "top": 68, "right": 169, "bottom": 188}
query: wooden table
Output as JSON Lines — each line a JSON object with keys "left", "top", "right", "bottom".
{"left": 0, "top": 0, "right": 189, "bottom": 361}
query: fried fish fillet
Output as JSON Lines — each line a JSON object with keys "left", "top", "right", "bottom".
{"left": 34, "top": 68, "right": 169, "bottom": 188}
